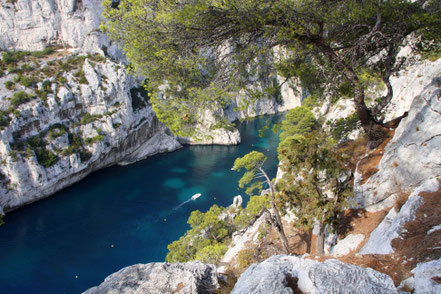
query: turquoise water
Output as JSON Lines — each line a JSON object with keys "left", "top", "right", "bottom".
{"left": 0, "top": 114, "right": 282, "bottom": 293}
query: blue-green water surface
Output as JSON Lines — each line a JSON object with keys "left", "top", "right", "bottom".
{"left": 0, "top": 114, "right": 282, "bottom": 293}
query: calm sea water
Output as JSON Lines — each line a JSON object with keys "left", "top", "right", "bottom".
{"left": 0, "top": 114, "right": 282, "bottom": 293}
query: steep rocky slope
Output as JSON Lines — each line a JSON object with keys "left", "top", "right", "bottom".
{"left": 85, "top": 62, "right": 441, "bottom": 293}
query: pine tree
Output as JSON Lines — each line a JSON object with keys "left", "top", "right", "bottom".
{"left": 102, "top": 0, "right": 441, "bottom": 146}
{"left": 233, "top": 151, "right": 290, "bottom": 253}
{"left": 277, "top": 131, "right": 353, "bottom": 255}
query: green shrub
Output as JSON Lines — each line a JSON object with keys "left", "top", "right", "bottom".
{"left": 194, "top": 244, "right": 228, "bottom": 264}
{"left": 48, "top": 124, "right": 67, "bottom": 140}
{"left": 80, "top": 113, "right": 103, "bottom": 125}
{"left": 2, "top": 52, "right": 19, "bottom": 65}
{"left": 60, "top": 62, "right": 70, "bottom": 71}
{"left": 234, "top": 195, "right": 270, "bottom": 229}
{"left": 421, "top": 47, "right": 441, "bottom": 62}
{"left": 8, "top": 64, "right": 21, "bottom": 74}
{"left": 84, "top": 135, "right": 104, "bottom": 145}
{"left": 19, "top": 75, "right": 38, "bottom": 88}
{"left": 66, "top": 132, "right": 83, "bottom": 155}
{"left": 88, "top": 53, "right": 106, "bottom": 63}
{"left": 56, "top": 75, "right": 68, "bottom": 84}
{"left": 279, "top": 106, "right": 317, "bottom": 142}
{"left": 79, "top": 150, "right": 92, "bottom": 162}
{"left": 35, "top": 148, "right": 59, "bottom": 168}
{"left": 42, "top": 80, "right": 52, "bottom": 91}
{"left": 30, "top": 47, "right": 55, "bottom": 58}
{"left": 237, "top": 247, "right": 258, "bottom": 271}
{"left": 9, "top": 150, "right": 19, "bottom": 162}
{"left": 78, "top": 76, "right": 88, "bottom": 84}
{"left": 0, "top": 111, "right": 10, "bottom": 128}
{"left": 21, "top": 64, "right": 34, "bottom": 72}
{"left": 4, "top": 81, "right": 15, "bottom": 90}
{"left": 328, "top": 113, "right": 360, "bottom": 141}
{"left": 10, "top": 91, "right": 32, "bottom": 107}
{"left": 74, "top": 69, "right": 88, "bottom": 84}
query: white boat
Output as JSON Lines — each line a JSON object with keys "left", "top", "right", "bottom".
{"left": 191, "top": 193, "right": 202, "bottom": 200}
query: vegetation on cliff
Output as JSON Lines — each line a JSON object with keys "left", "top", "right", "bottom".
{"left": 102, "top": 0, "right": 441, "bottom": 146}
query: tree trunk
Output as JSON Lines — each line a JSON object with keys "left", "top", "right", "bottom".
{"left": 259, "top": 167, "right": 290, "bottom": 254}
{"left": 354, "top": 85, "right": 389, "bottom": 149}
{"left": 313, "top": 39, "right": 388, "bottom": 149}
{"left": 316, "top": 223, "right": 325, "bottom": 256}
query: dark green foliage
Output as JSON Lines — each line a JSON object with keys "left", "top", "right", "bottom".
{"left": 166, "top": 204, "right": 233, "bottom": 263}
{"left": 84, "top": 135, "right": 104, "bottom": 145}
{"left": 74, "top": 69, "right": 88, "bottom": 84}
{"left": 10, "top": 91, "right": 33, "bottom": 107}
{"left": 12, "top": 134, "right": 60, "bottom": 168}
{"left": 56, "top": 75, "right": 68, "bottom": 84}
{"left": 60, "top": 62, "right": 70, "bottom": 71}
{"left": 421, "top": 47, "right": 441, "bottom": 62}
{"left": 130, "top": 85, "right": 150, "bottom": 111}
{"left": 34, "top": 148, "right": 59, "bottom": 168}
{"left": 279, "top": 106, "right": 317, "bottom": 142}
{"left": 67, "top": 133, "right": 82, "bottom": 154}
{"left": 277, "top": 131, "right": 353, "bottom": 232}
{"left": 30, "top": 47, "right": 56, "bottom": 58}
{"left": 4, "top": 81, "right": 15, "bottom": 90}
{"left": 328, "top": 113, "right": 360, "bottom": 141}
{"left": 79, "top": 151, "right": 92, "bottom": 162}
{"left": 48, "top": 124, "right": 68, "bottom": 140}
{"left": 18, "top": 75, "right": 38, "bottom": 88}
{"left": 302, "top": 95, "right": 319, "bottom": 110}
{"left": 2, "top": 51, "right": 28, "bottom": 65}
{"left": 0, "top": 111, "right": 10, "bottom": 129}
{"left": 42, "top": 80, "right": 53, "bottom": 93}
{"left": 20, "top": 64, "right": 34, "bottom": 72}
{"left": 234, "top": 195, "right": 270, "bottom": 230}
{"left": 80, "top": 113, "right": 103, "bottom": 125}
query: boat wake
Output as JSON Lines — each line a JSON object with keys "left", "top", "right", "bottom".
{"left": 173, "top": 193, "right": 202, "bottom": 210}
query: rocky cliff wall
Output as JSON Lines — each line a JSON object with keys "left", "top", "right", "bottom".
{"left": 0, "top": 53, "right": 182, "bottom": 213}
{"left": 0, "top": 0, "right": 122, "bottom": 58}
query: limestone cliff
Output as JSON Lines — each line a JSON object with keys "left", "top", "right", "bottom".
{"left": 0, "top": 0, "right": 121, "bottom": 59}
{"left": 0, "top": 53, "right": 182, "bottom": 213}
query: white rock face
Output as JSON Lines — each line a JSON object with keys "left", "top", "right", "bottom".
{"left": 331, "top": 234, "right": 365, "bottom": 257}
{"left": 221, "top": 212, "right": 269, "bottom": 264}
{"left": 354, "top": 75, "right": 441, "bottom": 210}
{"left": 231, "top": 255, "right": 398, "bottom": 294}
{"left": 0, "top": 0, "right": 123, "bottom": 58}
{"left": 84, "top": 261, "right": 220, "bottom": 294}
{"left": 360, "top": 179, "right": 439, "bottom": 255}
{"left": 412, "top": 258, "right": 441, "bottom": 294}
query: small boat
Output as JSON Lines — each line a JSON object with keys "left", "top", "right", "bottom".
{"left": 191, "top": 193, "right": 202, "bottom": 200}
